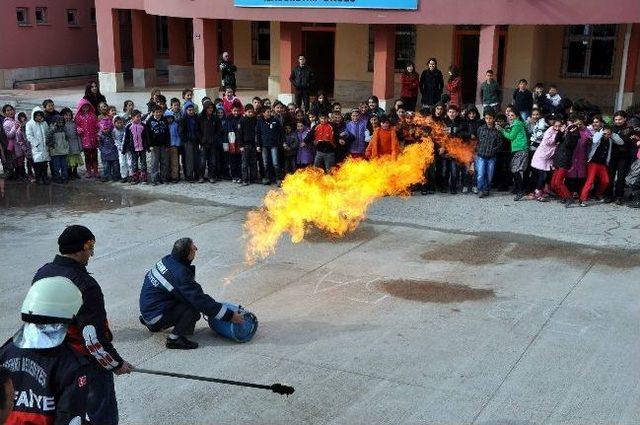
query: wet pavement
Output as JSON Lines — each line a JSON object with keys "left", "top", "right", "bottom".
{"left": 1, "top": 179, "right": 639, "bottom": 424}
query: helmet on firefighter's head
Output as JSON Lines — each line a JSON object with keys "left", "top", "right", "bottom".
{"left": 21, "top": 277, "right": 82, "bottom": 324}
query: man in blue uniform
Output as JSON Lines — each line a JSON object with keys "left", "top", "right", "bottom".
{"left": 139, "top": 238, "right": 244, "bottom": 349}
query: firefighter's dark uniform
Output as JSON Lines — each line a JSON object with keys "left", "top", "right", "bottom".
{"left": 0, "top": 338, "right": 90, "bottom": 425}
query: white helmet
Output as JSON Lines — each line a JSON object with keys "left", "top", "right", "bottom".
{"left": 21, "top": 277, "right": 82, "bottom": 324}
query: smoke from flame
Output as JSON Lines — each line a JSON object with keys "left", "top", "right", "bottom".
{"left": 244, "top": 115, "right": 475, "bottom": 262}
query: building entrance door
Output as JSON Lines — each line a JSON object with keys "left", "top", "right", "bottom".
{"left": 456, "top": 33, "right": 480, "bottom": 105}
{"left": 302, "top": 27, "right": 335, "bottom": 96}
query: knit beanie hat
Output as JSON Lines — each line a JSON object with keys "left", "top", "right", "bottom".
{"left": 58, "top": 225, "right": 95, "bottom": 254}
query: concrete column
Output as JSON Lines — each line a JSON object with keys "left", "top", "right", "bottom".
{"left": 96, "top": 6, "right": 124, "bottom": 92}
{"left": 372, "top": 25, "right": 396, "bottom": 111}
{"left": 193, "top": 18, "right": 219, "bottom": 101}
{"left": 621, "top": 23, "right": 640, "bottom": 110}
{"left": 278, "top": 22, "right": 302, "bottom": 104}
{"left": 168, "top": 17, "right": 193, "bottom": 85}
{"left": 131, "top": 10, "right": 156, "bottom": 88}
{"left": 476, "top": 25, "right": 499, "bottom": 105}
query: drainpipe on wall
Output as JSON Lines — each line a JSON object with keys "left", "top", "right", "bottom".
{"left": 615, "top": 23, "right": 632, "bottom": 111}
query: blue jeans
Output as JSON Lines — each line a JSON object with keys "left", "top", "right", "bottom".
{"left": 102, "top": 160, "right": 119, "bottom": 180}
{"left": 50, "top": 155, "right": 68, "bottom": 182}
{"left": 475, "top": 155, "right": 496, "bottom": 192}
{"left": 87, "top": 365, "right": 119, "bottom": 425}
{"left": 261, "top": 146, "right": 280, "bottom": 182}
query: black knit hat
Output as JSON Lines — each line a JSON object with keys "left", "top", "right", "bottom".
{"left": 58, "top": 225, "right": 95, "bottom": 254}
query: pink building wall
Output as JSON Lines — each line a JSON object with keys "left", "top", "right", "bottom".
{"left": 0, "top": 0, "right": 98, "bottom": 86}
{"left": 133, "top": 0, "right": 639, "bottom": 25}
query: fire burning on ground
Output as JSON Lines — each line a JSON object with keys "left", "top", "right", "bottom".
{"left": 244, "top": 114, "right": 476, "bottom": 262}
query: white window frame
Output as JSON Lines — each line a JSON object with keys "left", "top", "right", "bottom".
{"left": 35, "top": 7, "right": 48, "bottom": 25}
{"left": 66, "top": 9, "right": 79, "bottom": 27}
{"left": 16, "top": 7, "right": 29, "bottom": 25}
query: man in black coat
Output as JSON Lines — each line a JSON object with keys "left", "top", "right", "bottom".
{"left": 219, "top": 52, "right": 237, "bottom": 92}
{"left": 289, "top": 55, "right": 315, "bottom": 112}
{"left": 33, "top": 225, "right": 133, "bottom": 425}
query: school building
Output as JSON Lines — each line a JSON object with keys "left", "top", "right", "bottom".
{"left": 1, "top": 0, "right": 98, "bottom": 89}
{"left": 96, "top": 0, "right": 640, "bottom": 111}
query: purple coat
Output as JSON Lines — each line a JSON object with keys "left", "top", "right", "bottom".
{"left": 567, "top": 128, "right": 591, "bottom": 178}
{"left": 295, "top": 127, "right": 314, "bottom": 165}
{"left": 346, "top": 119, "right": 367, "bottom": 154}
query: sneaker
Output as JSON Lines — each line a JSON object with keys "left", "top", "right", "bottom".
{"left": 241, "top": 181, "right": 250, "bottom": 187}
{"left": 166, "top": 336, "right": 199, "bottom": 350}
{"left": 514, "top": 193, "right": 524, "bottom": 201}
{"left": 209, "top": 178, "right": 217, "bottom": 184}
{"left": 198, "top": 178, "right": 205, "bottom": 183}
{"left": 615, "top": 198, "right": 624, "bottom": 206}
{"left": 478, "top": 191, "right": 487, "bottom": 199}
{"left": 472, "top": 187, "right": 478, "bottom": 194}
{"left": 564, "top": 199, "right": 574, "bottom": 208}
{"left": 579, "top": 201, "right": 588, "bottom": 207}
{"left": 462, "top": 187, "right": 469, "bottom": 194}
{"left": 262, "top": 178, "right": 270, "bottom": 185}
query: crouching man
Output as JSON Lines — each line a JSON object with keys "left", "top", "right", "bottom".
{"left": 139, "top": 238, "right": 244, "bottom": 349}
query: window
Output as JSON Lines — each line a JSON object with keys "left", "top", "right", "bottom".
{"left": 90, "top": 8, "right": 96, "bottom": 25}
{"left": 35, "top": 7, "right": 47, "bottom": 24}
{"left": 156, "top": 16, "right": 169, "bottom": 54}
{"left": 67, "top": 9, "right": 79, "bottom": 26}
{"left": 16, "top": 7, "right": 29, "bottom": 25}
{"left": 252, "top": 22, "right": 271, "bottom": 65}
{"left": 367, "top": 25, "right": 416, "bottom": 72}
{"left": 562, "top": 25, "right": 617, "bottom": 78}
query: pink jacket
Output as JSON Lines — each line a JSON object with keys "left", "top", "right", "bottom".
{"left": 75, "top": 98, "right": 99, "bottom": 149}
{"left": 531, "top": 126, "right": 558, "bottom": 171}
{"left": 2, "top": 117, "right": 20, "bottom": 152}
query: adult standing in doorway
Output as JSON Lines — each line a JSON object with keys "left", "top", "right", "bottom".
{"left": 83, "top": 81, "right": 107, "bottom": 116}
{"left": 219, "top": 51, "right": 238, "bottom": 92}
{"left": 419, "top": 58, "right": 444, "bottom": 110}
{"left": 289, "top": 54, "right": 315, "bottom": 112}
{"left": 33, "top": 225, "right": 134, "bottom": 425}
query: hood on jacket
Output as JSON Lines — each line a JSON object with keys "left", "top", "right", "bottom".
{"left": 76, "top": 98, "right": 96, "bottom": 116}
{"left": 31, "top": 106, "right": 45, "bottom": 121}
{"left": 182, "top": 100, "right": 195, "bottom": 113}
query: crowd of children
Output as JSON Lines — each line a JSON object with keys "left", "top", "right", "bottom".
{"left": 1, "top": 76, "right": 639, "bottom": 208}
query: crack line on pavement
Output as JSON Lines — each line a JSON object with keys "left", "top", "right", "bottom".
{"left": 469, "top": 260, "right": 596, "bottom": 425}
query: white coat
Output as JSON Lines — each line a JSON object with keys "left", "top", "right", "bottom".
{"left": 26, "top": 107, "right": 50, "bottom": 163}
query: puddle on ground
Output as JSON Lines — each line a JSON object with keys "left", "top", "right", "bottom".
{"left": 376, "top": 279, "right": 495, "bottom": 303}
{"left": 0, "top": 179, "right": 154, "bottom": 214}
{"left": 304, "top": 226, "right": 379, "bottom": 243}
{"left": 421, "top": 234, "right": 639, "bottom": 269}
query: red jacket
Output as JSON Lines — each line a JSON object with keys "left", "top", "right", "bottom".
{"left": 446, "top": 77, "right": 462, "bottom": 107}
{"left": 400, "top": 72, "right": 420, "bottom": 98}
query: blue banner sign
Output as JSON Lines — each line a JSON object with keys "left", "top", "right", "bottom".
{"left": 235, "top": 0, "right": 418, "bottom": 10}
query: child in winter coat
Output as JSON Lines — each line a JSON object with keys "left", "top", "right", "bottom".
{"left": 365, "top": 116, "right": 401, "bottom": 160}
{"left": 178, "top": 103, "right": 201, "bottom": 182}
{"left": 123, "top": 110, "right": 149, "bottom": 184}
{"left": 283, "top": 123, "right": 299, "bottom": 175}
{"left": 98, "top": 121, "right": 119, "bottom": 182}
{"left": 119, "top": 100, "right": 135, "bottom": 125}
{"left": 236, "top": 104, "right": 258, "bottom": 185}
{"left": 46, "top": 116, "right": 70, "bottom": 183}
{"left": 256, "top": 106, "right": 285, "bottom": 183}
{"left": 75, "top": 98, "right": 99, "bottom": 178}
{"left": 26, "top": 107, "right": 50, "bottom": 184}
{"left": 224, "top": 104, "right": 243, "bottom": 182}
{"left": 112, "top": 116, "right": 129, "bottom": 182}
{"left": 60, "top": 108, "right": 83, "bottom": 180}
{"left": 42, "top": 99, "right": 60, "bottom": 125}
{"left": 530, "top": 120, "right": 562, "bottom": 201}
{"left": 310, "top": 112, "right": 337, "bottom": 172}
{"left": 501, "top": 111, "right": 529, "bottom": 200}
{"left": 446, "top": 66, "right": 462, "bottom": 107}
{"left": 295, "top": 120, "right": 313, "bottom": 168}
{"left": 2, "top": 104, "right": 19, "bottom": 180}
{"left": 346, "top": 109, "right": 367, "bottom": 158}
{"left": 14, "top": 112, "right": 33, "bottom": 180}
{"left": 579, "top": 125, "right": 624, "bottom": 206}
{"left": 166, "top": 98, "right": 183, "bottom": 182}
{"left": 147, "top": 106, "right": 171, "bottom": 184}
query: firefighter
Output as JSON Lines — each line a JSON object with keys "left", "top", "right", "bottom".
{"left": 139, "top": 237, "right": 244, "bottom": 349}
{"left": 33, "top": 225, "right": 133, "bottom": 425}
{"left": 0, "top": 276, "right": 91, "bottom": 425}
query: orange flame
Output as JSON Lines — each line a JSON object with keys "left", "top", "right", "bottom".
{"left": 244, "top": 113, "right": 476, "bottom": 262}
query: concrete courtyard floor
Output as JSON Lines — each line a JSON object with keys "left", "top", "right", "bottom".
{"left": 1, "top": 179, "right": 639, "bottom": 424}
